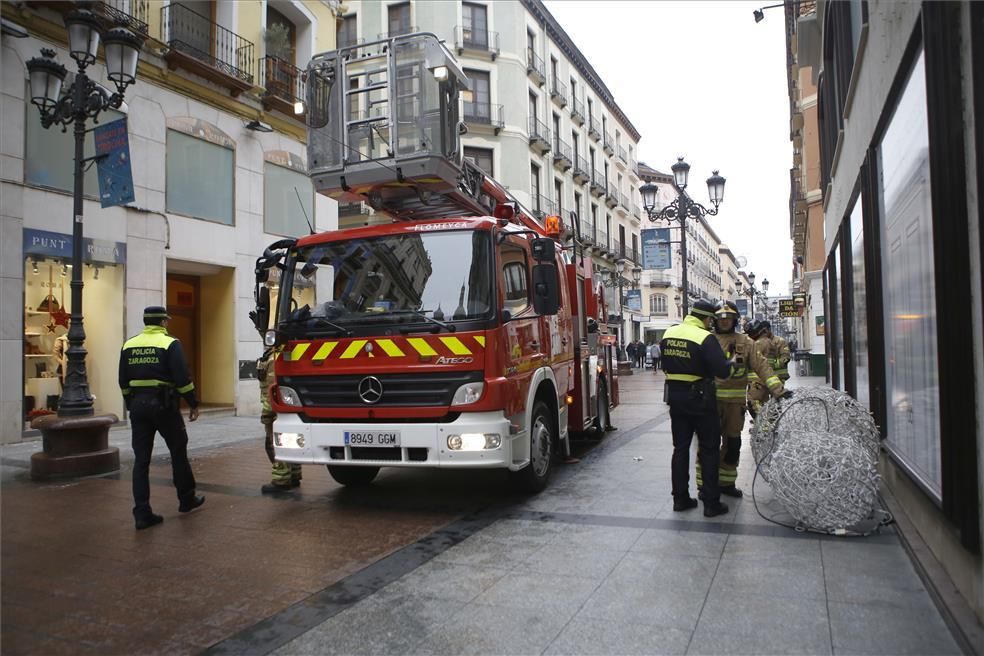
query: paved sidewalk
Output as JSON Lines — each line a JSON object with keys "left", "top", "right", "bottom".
{"left": 256, "top": 370, "right": 963, "bottom": 656}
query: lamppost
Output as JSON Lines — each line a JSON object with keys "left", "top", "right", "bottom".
{"left": 640, "top": 157, "right": 726, "bottom": 316}
{"left": 737, "top": 273, "right": 770, "bottom": 322}
{"left": 26, "top": 7, "right": 144, "bottom": 417}
{"left": 601, "top": 260, "right": 641, "bottom": 359}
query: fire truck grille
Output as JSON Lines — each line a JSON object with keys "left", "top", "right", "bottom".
{"left": 281, "top": 371, "right": 484, "bottom": 408}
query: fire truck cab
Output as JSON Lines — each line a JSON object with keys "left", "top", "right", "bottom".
{"left": 252, "top": 33, "right": 618, "bottom": 492}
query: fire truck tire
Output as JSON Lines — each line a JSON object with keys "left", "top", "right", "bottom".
{"left": 510, "top": 400, "right": 554, "bottom": 493}
{"left": 327, "top": 465, "right": 380, "bottom": 487}
{"left": 592, "top": 381, "right": 611, "bottom": 433}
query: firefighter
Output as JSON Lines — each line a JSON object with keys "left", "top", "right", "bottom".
{"left": 696, "top": 302, "right": 787, "bottom": 498}
{"left": 258, "top": 347, "right": 302, "bottom": 494}
{"left": 660, "top": 299, "right": 732, "bottom": 517}
{"left": 119, "top": 306, "right": 205, "bottom": 530}
{"left": 762, "top": 321, "right": 792, "bottom": 382}
{"left": 746, "top": 321, "right": 772, "bottom": 418}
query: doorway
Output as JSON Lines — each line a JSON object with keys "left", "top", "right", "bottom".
{"left": 166, "top": 274, "right": 201, "bottom": 387}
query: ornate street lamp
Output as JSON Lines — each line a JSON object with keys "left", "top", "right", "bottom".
{"left": 641, "top": 157, "right": 726, "bottom": 315}
{"left": 26, "top": 11, "right": 143, "bottom": 418}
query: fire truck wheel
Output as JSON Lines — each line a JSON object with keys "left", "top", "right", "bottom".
{"left": 510, "top": 400, "right": 554, "bottom": 493}
{"left": 327, "top": 465, "right": 380, "bottom": 487}
{"left": 592, "top": 381, "right": 611, "bottom": 433}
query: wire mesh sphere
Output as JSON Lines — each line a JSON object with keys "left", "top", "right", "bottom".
{"left": 751, "top": 387, "right": 880, "bottom": 481}
{"left": 768, "top": 428, "right": 880, "bottom": 531}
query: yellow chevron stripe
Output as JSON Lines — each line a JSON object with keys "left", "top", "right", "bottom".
{"left": 289, "top": 343, "right": 310, "bottom": 361}
{"left": 440, "top": 336, "right": 471, "bottom": 355}
{"left": 474, "top": 335, "right": 485, "bottom": 348}
{"left": 407, "top": 338, "right": 438, "bottom": 357}
{"left": 340, "top": 339, "right": 368, "bottom": 359}
{"left": 375, "top": 339, "right": 405, "bottom": 357}
{"left": 311, "top": 342, "right": 338, "bottom": 362}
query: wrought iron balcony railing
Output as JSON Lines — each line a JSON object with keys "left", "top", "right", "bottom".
{"left": 526, "top": 49, "right": 545, "bottom": 85}
{"left": 553, "top": 138, "right": 573, "bottom": 171}
{"left": 463, "top": 102, "right": 504, "bottom": 130}
{"left": 454, "top": 26, "right": 500, "bottom": 58}
{"left": 570, "top": 96, "right": 585, "bottom": 125}
{"left": 377, "top": 25, "right": 419, "bottom": 39}
{"left": 617, "top": 145, "right": 628, "bottom": 164}
{"left": 550, "top": 79, "right": 568, "bottom": 108}
{"left": 162, "top": 2, "right": 254, "bottom": 85}
{"left": 528, "top": 116, "right": 551, "bottom": 153}
{"left": 590, "top": 169, "right": 606, "bottom": 196}
{"left": 573, "top": 155, "right": 590, "bottom": 184}
{"left": 260, "top": 56, "right": 304, "bottom": 113}
{"left": 588, "top": 116, "right": 601, "bottom": 141}
{"left": 603, "top": 132, "right": 615, "bottom": 155}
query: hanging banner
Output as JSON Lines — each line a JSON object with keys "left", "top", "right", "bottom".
{"left": 625, "top": 289, "right": 642, "bottom": 312}
{"left": 641, "top": 228, "right": 672, "bottom": 270}
{"left": 778, "top": 298, "right": 801, "bottom": 317}
{"left": 735, "top": 298, "right": 749, "bottom": 317}
{"left": 93, "top": 117, "right": 135, "bottom": 208}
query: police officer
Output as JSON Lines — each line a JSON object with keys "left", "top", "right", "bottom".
{"left": 119, "top": 306, "right": 205, "bottom": 530}
{"left": 696, "top": 302, "right": 788, "bottom": 498}
{"left": 258, "top": 346, "right": 302, "bottom": 494}
{"left": 660, "top": 299, "right": 732, "bottom": 517}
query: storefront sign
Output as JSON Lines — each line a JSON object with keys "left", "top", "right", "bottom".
{"left": 641, "top": 228, "right": 672, "bottom": 270}
{"left": 778, "top": 298, "right": 801, "bottom": 317}
{"left": 625, "top": 289, "right": 642, "bottom": 312}
{"left": 23, "top": 228, "right": 126, "bottom": 264}
{"left": 793, "top": 292, "right": 807, "bottom": 307}
{"left": 94, "top": 118, "right": 135, "bottom": 208}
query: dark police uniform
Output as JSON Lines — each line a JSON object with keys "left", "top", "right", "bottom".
{"left": 660, "top": 303, "right": 732, "bottom": 515}
{"left": 119, "top": 306, "right": 202, "bottom": 527}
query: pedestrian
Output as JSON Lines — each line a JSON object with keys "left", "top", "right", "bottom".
{"left": 696, "top": 301, "right": 790, "bottom": 499}
{"left": 650, "top": 342, "right": 661, "bottom": 372}
{"left": 119, "top": 306, "right": 204, "bottom": 530}
{"left": 626, "top": 341, "right": 637, "bottom": 367}
{"left": 258, "top": 346, "right": 302, "bottom": 494}
{"left": 635, "top": 340, "right": 646, "bottom": 368}
{"left": 659, "top": 299, "right": 732, "bottom": 517}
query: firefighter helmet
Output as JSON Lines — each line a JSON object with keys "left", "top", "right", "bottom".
{"left": 747, "top": 320, "right": 766, "bottom": 338}
{"left": 714, "top": 300, "right": 740, "bottom": 333}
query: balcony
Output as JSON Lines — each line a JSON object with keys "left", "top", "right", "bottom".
{"left": 454, "top": 26, "right": 499, "bottom": 59}
{"left": 526, "top": 49, "right": 546, "bottom": 86}
{"left": 463, "top": 102, "right": 504, "bottom": 134}
{"left": 27, "top": 0, "right": 151, "bottom": 34}
{"left": 553, "top": 139, "right": 573, "bottom": 172}
{"left": 620, "top": 193, "right": 631, "bottom": 211}
{"left": 580, "top": 222, "right": 596, "bottom": 245}
{"left": 550, "top": 79, "right": 568, "bottom": 108}
{"left": 377, "top": 25, "right": 419, "bottom": 39}
{"left": 570, "top": 97, "right": 585, "bottom": 126}
{"left": 628, "top": 159, "right": 639, "bottom": 179}
{"left": 603, "top": 132, "right": 615, "bottom": 156}
{"left": 605, "top": 184, "right": 618, "bottom": 209}
{"left": 632, "top": 204, "right": 642, "bottom": 220}
{"left": 617, "top": 145, "right": 628, "bottom": 165}
{"left": 532, "top": 194, "right": 556, "bottom": 218}
{"left": 260, "top": 56, "right": 305, "bottom": 116}
{"left": 590, "top": 170, "right": 606, "bottom": 197}
{"left": 528, "top": 117, "right": 551, "bottom": 154}
{"left": 649, "top": 273, "right": 673, "bottom": 288}
{"left": 588, "top": 117, "right": 601, "bottom": 141}
{"left": 596, "top": 228, "right": 610, "bottom": 254}
{"left": 615, "top": 194, "right": 629, "bottom": 216}
{"left": 626, "top": 246, "right": 641, "bottom": 265}
{"left": 162, "top": 3, "right": 254, "bottom": 95}
{"left": 572, "top": 155, "right": 590, "bottom": 184}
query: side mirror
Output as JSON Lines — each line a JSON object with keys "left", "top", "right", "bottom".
{"left": 250, "top": 285, "right": 270, "bottom": 336}
{"left": 532, "top": 263, "right": 560, "bottom": 316}
{"left": 501, "top": 308, "right": 512, "bottom": 323}
{"left": 531, "top": 238, "right": 556, "bottom": 263}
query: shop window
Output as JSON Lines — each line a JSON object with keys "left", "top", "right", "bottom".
{"left": 166, "top": 128, "right": 234, "bottom": 225}
{"left": 849, "top": 199, "right": 869, "bottom": 409}
{"left": 264, "top": 162, "right": 314, "bottom": 237}
{"left": 877, "top": 49, "right": 941, "bottom": 498}
{"left": 25, "top": 105, "right": 124, "bottom": 196}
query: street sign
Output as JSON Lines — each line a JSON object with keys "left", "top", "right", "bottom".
{"left": 641, "top": 228, "right": 672, "bottom": 270}
{"left": 778, "top": 298, "right": 801, "bottom": 317}
{"left": 93, "top": 117, "right": 134, "bottom": 208}
{"left": 735, "top": 298, "right": 749, "bottom": 317}
{"left": 625, "top": 289, "right": 642, "bottom": 311}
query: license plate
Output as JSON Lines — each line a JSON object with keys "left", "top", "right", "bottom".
{"left": 343, "top": 430, "right": 401, "bottom": 447}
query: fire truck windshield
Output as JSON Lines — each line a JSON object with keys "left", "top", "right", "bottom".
{"left": 279, "top": 230, "right": 494, "bottom": 335}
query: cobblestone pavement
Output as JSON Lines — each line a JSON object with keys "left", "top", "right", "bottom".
{"left": 1, "top": 370, "right": 964, "bottom": 655}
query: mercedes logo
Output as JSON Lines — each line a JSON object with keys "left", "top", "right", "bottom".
{"left": 358, "top": 376, "right": 384, "bottom": 404}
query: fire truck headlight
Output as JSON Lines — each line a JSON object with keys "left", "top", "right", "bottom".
{"left": 451, "top": 382, "right": 485, "bottom": 406}
{"left": 274, "top": 432, "right": 304, "bottom": 448}
{"left": 264, "top": 330, "right": 277, "bottom": 347}
{"left": 278, "top": 386, "right": 302, "bottom": 406}
{"left": 446, "top": 433, "right": 501, "bottom": 451}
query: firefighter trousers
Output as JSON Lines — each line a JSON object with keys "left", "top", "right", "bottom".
{"left": 696, "top": 401, "right": 745, "bottom": 490}
{"left": 130, "top": 400, "right": 196, "bottom": 519}
{"left": 263, "top": 412, "right": 301, "bottom": 486}
{"left": 670, "top": 404, "right": 721, "bottom": 504}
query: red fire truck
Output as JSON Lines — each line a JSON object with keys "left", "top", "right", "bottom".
{"left": 252, "top": 33, "right": 618, "bottom": 491}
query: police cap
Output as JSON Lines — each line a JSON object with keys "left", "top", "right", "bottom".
{"left": 690, "top": 298, "right": 717, "bottom": 319}
{"left": 143, "top": 305, "right": 170, "bottom": 324}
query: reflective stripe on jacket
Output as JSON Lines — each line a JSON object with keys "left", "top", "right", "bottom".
{"left": 660, "top": 316, "right": 732, "bottom": 386}
{"left": 714, "top": 332, "right": 784, "bottom": 402}
{"left": 119, "top": 325, "right": 198, "bottom": 408}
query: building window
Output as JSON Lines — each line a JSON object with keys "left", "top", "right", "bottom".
{"left": 338, "top": 14, "right": 358, "bottom": 48}
{"left": 25, "top": 105, "right": 124, "bottom": 196}
{"left": 166, "top": 129, "right": 234, "bottom": 225}
{"left": 590, "top": 203, "right": 598, "bottom": 233}
{"left": 554, "top": 178, "right": 563, "bottom": 216}
{"left": 650, "top": 293, "right": 667, "bottom": 315}
{"left": 462, "top": 2, "right": 488, "bottom": 48}
{"left": 573, "top": 191, "right": 582, "bottom": 226}
{"left": 530, "top": 163, "right": 541, "bottom": 211}
{"left": 388, "top": 2, "right": 411, "bottom": 36}
{"left": 463, "top": 68, "right": 491, "bottom": 122}
{"left": 552, "top": 112, "right": 561, "bottom": 150}
{"left": 464, "top": 146, "right": 493, "bottom": 176}
{"left": 266, "top": 6, "right": 297, "bottom": 64}
{"left": 528, "top": 91, "right": 537, "bottom": 123}
{"left": 849, "top": 199, "right": 868, "bottom": 409}
{"left": 264, "top": 162, "right": 314, "bottom": 238}
{"left": 877, "top": 50, "right": 941, "bottom": 498}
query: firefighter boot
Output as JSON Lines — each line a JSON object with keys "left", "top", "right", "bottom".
{"left": 262, "top": 461, "right": 297, "bottom": 494}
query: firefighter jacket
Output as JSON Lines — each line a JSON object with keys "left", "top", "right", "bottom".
{"left": 770, "top": 335, "right": 791, "bottom": 378}
{"left": 119, "top": 326, "right": 198, "bottom": 408}
{"left": 660, "top": 316, "right": 732, "bottom": 407}
{"left": 714, "top": 332, "right": 784, "bottom": 403}
{"left": 257, "top": 347, "right": 279, "bottom": 418}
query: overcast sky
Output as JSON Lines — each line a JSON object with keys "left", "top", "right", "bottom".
{"left": 544, "top": 0, "right": 794, "bottom": 295}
